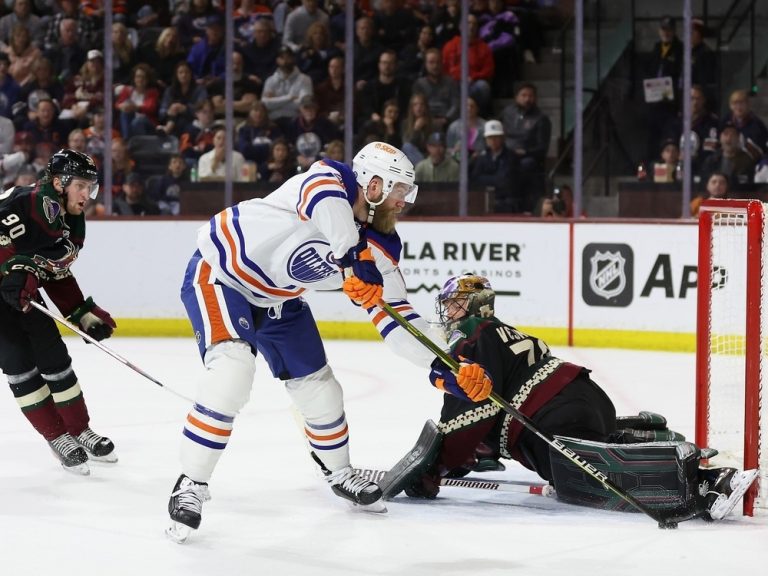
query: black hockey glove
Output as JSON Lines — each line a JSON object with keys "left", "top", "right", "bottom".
{"left": 67, "top": 297, "right": 117, "bottom": 341}
{"left": 404, "top": 472, "right": 441, "bottom": 499}
{"left": 0, "top": 265, "right": 40, "bottom": 312}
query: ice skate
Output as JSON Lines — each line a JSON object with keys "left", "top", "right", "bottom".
{"left": 326, "top": 466, "right": 387, "bottom": 513}
{"left": 166, "top": 474, "right": 211, "bottom": 544}
{"left": 699, "top": 468, "right": 759, "bottom": 521}
{"left": 75, "top": 427, "right": 118, "bottom": 463}
{"left": 48, "top": 433, "right": 89, "bottom": 476}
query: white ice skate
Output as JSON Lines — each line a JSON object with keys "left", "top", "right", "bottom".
{"left": 706, "top": 469, "right": 759, "bottom": 521}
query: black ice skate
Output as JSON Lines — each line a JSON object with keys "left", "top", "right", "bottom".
{"left": 166, "top": 474, "right": 211, "bottom": 544}
{"left": 698, "top": 467, "right": 759, "bottom": 521}
{"left": 325, "top": 466, "right": 387, "bottom": 512}
{"left": 75, "top": 427, "right": 118, "bottom": 463}
{"left": 48, "top": 433, "right": 89, "bottom": 475}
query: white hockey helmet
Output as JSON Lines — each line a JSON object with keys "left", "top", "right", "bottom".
{"left": 352, "top": 141, "right": 418, "bottom": 206}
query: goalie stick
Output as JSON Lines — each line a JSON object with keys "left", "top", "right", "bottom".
{"left": 377, "top": 301, "right": 684, "bottom": 529}
{"left": 30, "top": 300, "right": 193, "bottom": 402}
{"left": 355, "top": 468, "right": 555, "bottom": 497}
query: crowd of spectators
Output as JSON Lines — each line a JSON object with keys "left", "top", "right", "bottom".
{"left": 0, "top": 0, "right": 551, "bottom": 216}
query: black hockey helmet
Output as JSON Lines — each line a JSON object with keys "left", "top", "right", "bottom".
{"left": 47, "top": 149, "right": 100, "bottom": 198}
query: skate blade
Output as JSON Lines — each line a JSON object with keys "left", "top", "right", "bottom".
{"left": 166, "top": 521, "right": 194, "bottom": 544}
{"left": 347, "top": 499, "right": 387, "bottom": 514}
{"left": 709, "top": 469, "right": 759, "bottom": 520}
{"left": 61, "top": 462, "right": 90, "bottom": 476}
{"left": 87, "top": 452, "right": 119, "bottom": 464}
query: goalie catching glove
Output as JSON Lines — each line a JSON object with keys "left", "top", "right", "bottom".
{"left": 336, "top": 238, "right": 383, "bottom": 309}
{"left": 429, "top": 356, "right": 493, "bottom": 402}
{"left": 0, "top": 263, "right": 40, "bottom": 312}
{"left": 67, "top": 296, "right": 116, "bottom": 341}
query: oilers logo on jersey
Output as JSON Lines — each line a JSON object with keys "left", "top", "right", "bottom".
{"left": 287, "top": 240, "right": 339, "bottom": 283}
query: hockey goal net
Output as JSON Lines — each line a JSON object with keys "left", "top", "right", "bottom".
{"left": 696, "top": 199, "right": 767, "bottom": 515}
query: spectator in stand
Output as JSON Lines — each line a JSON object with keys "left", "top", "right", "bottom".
{"left": 64, "top": 49, "right": 105, "bottom": 122}
{"left": 141, "top": 27, "right": 187, "bottom": 91}
{"left": 107, "top": 137, "right": 135, "bottom": 197}
{"left": 208, "top": 51, "right": 260, "bottom": 120}
{"left": 374, "top": 0, "right": 418, "bottom": 54}
{"left": 115, "top": 63, "right": 160, "bottom": 140}
{"left": 2, "top": 24, "right": 41, "bottom": 86}
{"left": 721, "top": 89, "right": 768, "bottom": 162}
{"left": 197, "top": 126, "right": 249, "bottom": 181}
{"left": 158, "top": 61, "right": 209, "bottom": 135}
{"left": 431, "top": 0, "right": 460, "bottom": 47}
{"left": 66, "top": 127, "right": 87, "bottom": 154}
{"left": 501, "top": 82, "right": 552, "bottom": 212}
{"left": 446, "top": 96, "right": 486, "bottom": 161}
{"left": 535, "top": 193, "right": 568, "bottom": 218}
{"left": 357, "top": 98, "right": 402, "bottom": 150}
{"left": 111, "top": 22, "right": 139, "bottom": 86}
{"left": 0, "top": 116, "right": 26, "bottom": 186}
{"left": 412, "top": 48, "right": 458, "bottom": 132}
{"left": 644, "top": 16, "right": 683, "bottom": 161}
{"left": 399, "top": 24, "right": 435, "bottom": 82}
{"left": 18, "top": 58, "right": 64, "bottom": 120}
{"left": 2, "top": 128, "right": 32, "bottom": 186}
{"left": 352, "top": 16, "right": 382, "bottom": 90}
{"left": 284, "top": 94, "right": 339, "bottom": 157}
{"left": 237, "top": 100, "right": 282, "bottom": 165}
{"left": 12, "top": 163, "right": 37, "bottom": 186}
{"left": 701, "top": 123, "right": 754, "bottom": 190}
{"left": 315, "top": 55, "right": 345, "bottom": 130}
{"left": 471, "top": 119, "right": 516, "bottom": 213}
{"left": 282, "top": 0, "right": 328, "bottom": 53}
{"left": 0, "top": 51, "right": 20, "bottom": 118}
{"left": 401, "top": 91, "right": 432, "bottom": 164}
{"left": 323, "top": 138, "right": 344, "bottom": 162}
{"left": 691, "top": 19, "right": 716, "bottom": 102}
{"left": 148, "top": 154, "right": 188, "bottom": 216}
{"left": 80, "top": 0, "right": 129, "bottom": 23}
{"left": 241, "top": 18, "right": 280, "bottom": 96}
{"left": 44, "top": 18, "right": 86, "bottom": 85}
{"left": 113, "top": 172, "right": 161, "bottom": 216}
{"left": 187, "top": 14, "right": 226, "bottom": 89}
{"left": 234, "top": 0, "right": 274, "bottom": 45}
{"left": 669, "top": 84, "right": 718, "bottom": 183}
{"left": 357, "top": 49, "right": 411, "bottom": 130}
{"left": 83, "top": 107, "right": 120, "bottom": 165}
{"left": 22, "top": 97, "right": 71, "bottom": 148}
{"left": 0, "top": 114, "right": 14, "bottom": 155}
{"left": 258, "top": 136, "right": 295, "bottom": 184}
{"left": 43, "top": 0, "right": 96, "bottom": 50}
{"left": 297, "top": 21, "right": 339, "bottom": 84}
{"left": 690, "top": 171, "right": 729, "bottom": 218}
{"left": 261, "top": 45, "right": 313, "bottom": 121}
{"left": 271, "top": 0, "right": 300, "bottom": 37}
{"left": 442, "top": 13, "right": 494, "bottom": 116}
{"left": 479, "top": 0, "right": 519, "bottom": 97}
{"left": 645, "top": 139, "right": 680, "bottom": 183}
{"left": 179, "top": 98, "right": 217, "bottom": 165}
{"left": 414, "top": 131, "right": 459, "bottom": 183}
{"left": 174, "top": 0, "right": 218, "bottom": 49}
{"left": 0, "top": 0, "right": 43, "bottom": 46}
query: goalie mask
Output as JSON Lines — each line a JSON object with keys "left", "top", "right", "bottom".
{"left": 352, "top": 141, "right": 418, "bottom": 206}
{"left": 47, "top": 149, "right": 100, "bottom": 199}
{"left": 436, "top": 274, "right": 496, "bottom": 333}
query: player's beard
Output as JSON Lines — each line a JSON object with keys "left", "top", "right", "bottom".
{"left": 371, "top": 204, "right": 397, "bottom": 234}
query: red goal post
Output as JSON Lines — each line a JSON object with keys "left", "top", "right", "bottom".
{"left": 696, "top": 199, "right": 766, "bottom": 516}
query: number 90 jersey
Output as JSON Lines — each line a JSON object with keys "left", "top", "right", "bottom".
{"left": 0, "top": 182, "right": 83, "bottom": 280}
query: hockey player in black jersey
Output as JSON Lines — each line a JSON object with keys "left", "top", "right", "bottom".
{"left": 383, "top": 274, "right": 757, "bottom": 523}
{"left": 0, "top": 149, "right": 117, "bottom": 475}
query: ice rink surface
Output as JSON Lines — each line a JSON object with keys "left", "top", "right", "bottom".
{"left": 1, "top": 337, "right": 766, "bottom": 576}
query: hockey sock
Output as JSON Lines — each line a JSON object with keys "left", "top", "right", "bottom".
{"left": 43, "top": 365, "right": 90, "bottom": 436}
{"left": 9, "top": 368, "right": 67, "bottom": 441}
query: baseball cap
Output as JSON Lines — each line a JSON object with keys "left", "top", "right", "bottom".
{"left": 484, "top": 119, "right": 504, "bottom": 137}
{"left": 87, "top": 49, "right": 103, "bottom": 61}
{"left": 125, "top": 172, "right": 144, "bottom": 186}
{"left": 206, "top": 13, "right": 224, "bottom": 28}
{"left": 427, "top": 132, "right": 446, "bottom": 146}
{"left": 659, "top": 16, "right": 675, "bottom": 30}
{"left": 278, "top": 45, "right": 295, "bottom": 57}
{"left": 299, "top": 94, "right": 317, "bottom": 108}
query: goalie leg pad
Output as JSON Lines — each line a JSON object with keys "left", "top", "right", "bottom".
{"left": 379, "top": 420, "right": 443, "bottom": 500}
{"left": 549, "top": 436, "right": 701, "bottom": 521}
{"left": 615, "top": 411, "right": 668, "bottom": 431}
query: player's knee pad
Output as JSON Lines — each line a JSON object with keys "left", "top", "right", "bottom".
{"left": 284, "top": 364, "right": 343, "bottom": 421}
{"left": 196, "top": 340, "right": 256, "bottom": 416}
{"left": 549, "top": 436, "right": 701, "bottom": 520}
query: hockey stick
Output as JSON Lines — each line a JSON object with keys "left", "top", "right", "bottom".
{"left": 377, "top": 301, "right": 681, "bottom": 528}
{"left": 355, "top": 468, "right": 555, "bottom": 497}
{"left": 30, "top": 301, "right": 193, "bottom": 402}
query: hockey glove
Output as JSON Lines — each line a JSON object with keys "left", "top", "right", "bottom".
{"left": 337, "top": 240, "right": 383, "bottom": 308}
{"left": 0, "top": 266, "right": 39, "bottom": 312}
{"left": 67, "top": 297, "right": 116, "bottom": 341}
{"left": 429, "top": 356, "right": 493, "bottom": 402}
{"left": 404, "top": 472, "right": 441, "bottom": 499}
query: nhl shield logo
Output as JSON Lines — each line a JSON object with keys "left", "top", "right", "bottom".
{"left": 589, "top": 250, "right": 626, "bottom": 299}
{"left": 582, "top": 243, "right": 633, "bottom": 307}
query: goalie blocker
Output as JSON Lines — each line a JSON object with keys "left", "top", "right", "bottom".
{"left": 382, "top": 420, "right": 757, "bottom": 523}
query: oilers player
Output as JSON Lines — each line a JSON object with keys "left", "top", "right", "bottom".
{"left": 166, "top": 142, "right": 492, "bottom": 542}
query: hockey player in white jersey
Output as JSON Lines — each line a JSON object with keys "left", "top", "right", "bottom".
{"left": 166, "top": 141, "right": 492, "bottom": 542}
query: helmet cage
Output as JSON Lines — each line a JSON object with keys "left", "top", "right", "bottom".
{"left": 436, "top": 274, "right": 495, "bottom": 332}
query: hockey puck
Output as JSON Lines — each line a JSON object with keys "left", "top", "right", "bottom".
{"left": 658, "top": 521, "right": 678, "bottom": 530}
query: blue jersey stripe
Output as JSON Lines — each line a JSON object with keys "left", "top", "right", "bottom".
{"left": 183, "top": 428, "right": 228, "bottom": 450}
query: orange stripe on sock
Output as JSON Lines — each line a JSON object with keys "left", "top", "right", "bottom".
{"left": 304, "top": 424, "right": 349, "bottom": 441}
{"left": 187, "top": 414, "right": 232, "bottom": 436}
